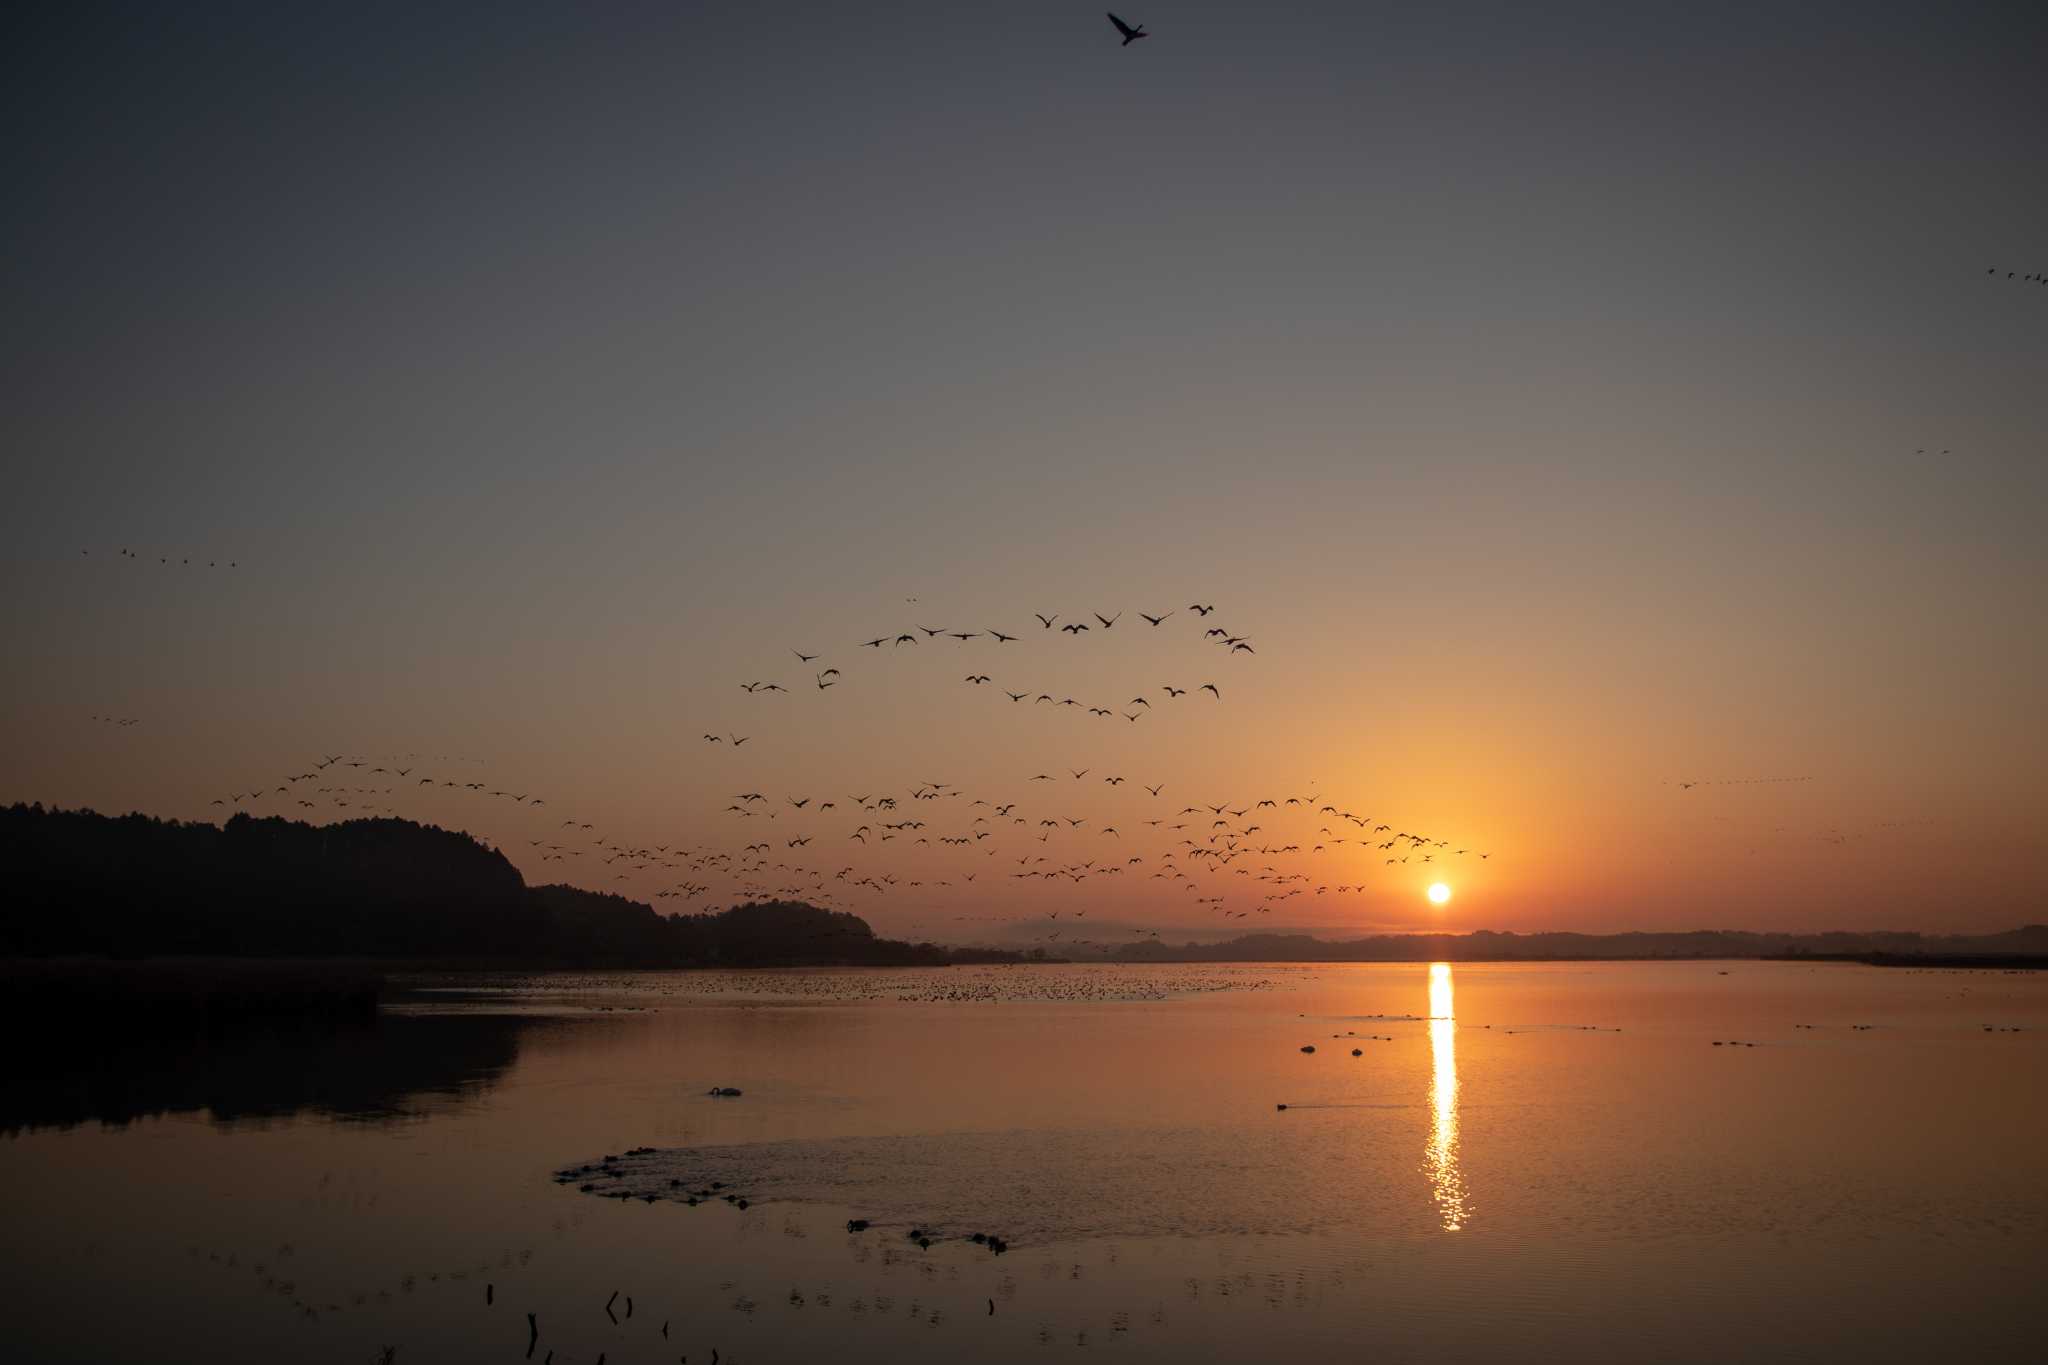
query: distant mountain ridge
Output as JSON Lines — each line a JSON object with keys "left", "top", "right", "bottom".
{"left": 1090, "top": 924, "right": 2048, "bottom": 963}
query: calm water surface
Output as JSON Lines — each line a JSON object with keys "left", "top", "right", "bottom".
{"left": 6, "top": 961, "right": 2044, "bottom": 1363}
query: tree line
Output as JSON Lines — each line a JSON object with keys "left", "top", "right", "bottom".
{"left": 0, "top": 805, "right": 1026, "bottom": 966}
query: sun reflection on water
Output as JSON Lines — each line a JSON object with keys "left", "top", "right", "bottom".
{"left": 1425, "top": 962, "right": 1470, "bottom": 1231}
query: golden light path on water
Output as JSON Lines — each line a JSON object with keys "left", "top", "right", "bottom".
{"left": 1426, "top": 962, "right": 1470, "bottom": 1231}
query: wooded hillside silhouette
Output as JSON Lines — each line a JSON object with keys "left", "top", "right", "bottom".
{"left": 0, "top": 805, "right": 1021, "bottom": 966}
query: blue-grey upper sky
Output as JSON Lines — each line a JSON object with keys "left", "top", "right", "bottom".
{"left": 3, "top": 2, "right": 2044, "bottom": 934}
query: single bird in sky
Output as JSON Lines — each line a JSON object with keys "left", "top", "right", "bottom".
{"left": 1107, "top": 12, "right": 1148, "bottom": 45}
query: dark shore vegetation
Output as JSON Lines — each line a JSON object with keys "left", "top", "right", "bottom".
{"left": 0, "top": 803, "right": 1029, "bottom": 969}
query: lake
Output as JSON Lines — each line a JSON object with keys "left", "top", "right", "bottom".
{"left": 5, "top": 961, "right": 2043, "bottom": 1363}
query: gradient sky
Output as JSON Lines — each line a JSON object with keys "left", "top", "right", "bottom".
{"left": 4, "top": 1, "right": 2044, "bottom": 938}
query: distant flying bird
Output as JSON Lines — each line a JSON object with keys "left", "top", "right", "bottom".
{"left": 1201, "top": 683, "right": 1220, "bottom": 697}
{"left": 1094, "top": 611, "right": 1121, "bottom": 628}
{"left": 988, "top": 630, "right": 1017, "bottom": 643}
{"left": 794, "top": 651, "right": 818, "bottom": 663}
{"left": 1062, "top": 622, "right": 1089, "bottom": 634}
{"left": 1035, "top": 613, "right": 1058, "bottom": 629}
{"left": 1107, "top": 12, "right": 1147, "bottom": 45}
{"left": 1140, "top": 611, "right": 1174, "bottom": 626}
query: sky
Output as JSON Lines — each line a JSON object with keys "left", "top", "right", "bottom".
{"left": 3, "top": 1, "right": 2044, "bottom": 938}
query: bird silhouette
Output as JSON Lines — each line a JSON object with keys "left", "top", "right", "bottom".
{"left": 1107, "top": 12, "right": 1148, "bottom": 45}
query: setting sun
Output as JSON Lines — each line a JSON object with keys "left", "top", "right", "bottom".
{"left": 1428, "top": 882, "right": 1454, "bottom": 906}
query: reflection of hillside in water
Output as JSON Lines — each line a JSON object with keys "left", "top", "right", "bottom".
{"left": 4, "top": 1010, "right": 557, "bottom": 1135}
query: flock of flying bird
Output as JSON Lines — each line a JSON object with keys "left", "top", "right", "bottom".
{"left": 1666, "top": 776, "right": 1814, "bottom": 791}
{"left": 708, "top": 605, "right": 1249, "bottom": 742}
{"left": 82, "top": 547, "right": 240, "bottom": 569}
{"left": 1987, "top": 267, "right": 2047, "bottom": 287}
{"left": 182, "top": 597, "right": 1503, "bottom": 948}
